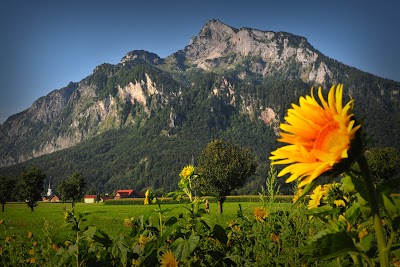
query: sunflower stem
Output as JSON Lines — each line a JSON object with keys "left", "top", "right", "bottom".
{"left": 357, "top": 154, "right": 388, "bottom": 267}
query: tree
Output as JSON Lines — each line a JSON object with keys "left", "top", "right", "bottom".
{"left": 0, "top": 176, "right": 16, "bottom": 212}
{"left": 365, "top": 147, "right": 400, "bottom": 186}
{"left": 197, "top": 139, "right": 257, "bottom": 213}
{"left": 18, "top": 168, "right": 46, "bottom": 212}
{"left": 58, "top": 172, "right": 86, "bottom": 212}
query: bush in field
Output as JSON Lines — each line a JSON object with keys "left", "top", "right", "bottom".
{"left": 197, "top": 139, "right": 257, "bottom": 214}
{"left": 365, "top": 147, "right": 400, "bottom": 186}
{"left": 58, "top": 172, "right": 86, "bottom": 212}
{"left": 18, "top": 167, "right": 46, "bottom": 212}
{"left": 0, "top": 175, "right": 16, "bottom": 212}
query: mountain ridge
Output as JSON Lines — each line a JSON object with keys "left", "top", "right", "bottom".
{"left": 0, "top": 19, "right": 399, "bottom": 193}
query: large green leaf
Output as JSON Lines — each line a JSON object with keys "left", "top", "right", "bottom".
{"left": 357, "top": 234, "right": 373, "bottom": 253}
{"left": 305, "top": 205, "right": 338, "bottom": 217}
{"left": 303, "top": 230, "right": 357, "bottom": 260}
{"left": 341, "top": 174, "right": 367, "bottom": 201}
{"left": 172, "top": 233, "right": 200, "bottom": 260}
{"left": 382, "top": 194, "right": 400, "bottom": 231}
{"left": 212, "top": 224, "right": 228, "bottom": 245}
{"left": 344, "top": 202, "right": 361, "bottom": 225}
{"left": 382, "top": 194, "right": 400, "bottom": 220}
{"left": 83, "top": 226, "right": 97, "bottom": 238}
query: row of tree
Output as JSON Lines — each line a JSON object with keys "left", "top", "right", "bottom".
{"left": 0, "top": 169, "right": 86, "bottom": 212}
{"left": 0, "top": 139, "right": 257, "bottom": 215}
{"left": 0, "top": 141, "right": 398, "bottom": 215}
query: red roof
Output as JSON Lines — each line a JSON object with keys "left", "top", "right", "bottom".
{"left": 116, "top": 190, "right": 133, "bottom": 194}
{"left": 84, "top": 195, "right": 97, "bottom": 199}
{"left": 114, "top": 189, "right": 144, "bottom": 198}
{"left": 115, "top": 190, "right": 134, "bottom": 196}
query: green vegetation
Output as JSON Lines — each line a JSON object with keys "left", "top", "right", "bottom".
{"left": 0, "top": 175, "right": 16, "bottom": 212}
{"left": 365, "top": 147, "right": 400, "bottom": 186}
{"left": 58, "top": 172, "right": 86, "bottom": 212}
{"left": 0, "top": 201, "right": 268, "bottom": 241}
{"left": 1, "top": 58, "right": 399, "bottom": 196}
{"left": 197, "top": 139, "right": 257, "bottom": 213}
{"left": 17, "top": 168, "right": 46, "bottom": 212}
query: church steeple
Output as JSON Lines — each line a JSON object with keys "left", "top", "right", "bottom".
{"left": 47, "top": 177, "right": 53, "bottom": 196}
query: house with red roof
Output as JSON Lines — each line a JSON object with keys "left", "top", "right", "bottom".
{"left": 114, "top": 189, "right": 144, "bottom": 199}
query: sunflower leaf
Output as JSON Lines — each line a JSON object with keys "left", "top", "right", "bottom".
{"left": 344, "top": 202, "right": 361, "bottom": 225}
{"left": 302, "top": 230, "right": 357, "bottom": 259}
{"left": 382, "top": 194, "right": 400, "bottom": 231}
{"left": 357, "top": 234, "right": 373, "bottom": 253}
{"left": 305, "top": 205, "right": 338, "bottom": 216}
{"left": 212, "top": 224, "right": 228, "bottom": 245}
{"left": 172, "top": 233, "right": 200, "bottom": 260}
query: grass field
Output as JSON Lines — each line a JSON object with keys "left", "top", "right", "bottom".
{"left": 0, "top": 200, "right": 286, "bottom": 242}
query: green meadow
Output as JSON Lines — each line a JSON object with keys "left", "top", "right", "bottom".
{"left": 0, "top": 200, "right": 272, "bottom": 241}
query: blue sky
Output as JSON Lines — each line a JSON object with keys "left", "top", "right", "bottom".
{"left": 0, "top": 0, "right": 399, "bottom": 124}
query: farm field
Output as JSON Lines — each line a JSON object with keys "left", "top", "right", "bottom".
{"left": 0, "top": 199, "right": 280, "bottom": 241}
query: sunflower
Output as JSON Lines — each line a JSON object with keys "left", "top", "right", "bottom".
{"left": 144, "top": 190, "right": 150, "bottom": 205}
{"left": 254, "top": 207, "right": 269, "bottom": 221}
{"left": 334, "top": 199, "right": 346, "bottom": 207}
{"left": 270, "top": 84, "right": 361, "bottom": 188}
{"left": 358, "top": 227, "right": 368, "bottom": 240}
{"left": 160, "top": 250, "right": 178, "bottom": 267}
{"left": 180, "top": 165, "right": 194, "bottom": 178}
{"left": 138, "top": 235, "right": 147, "bottom": 248}
{"left": 307, "top": 185, "right": 325, "bottom": 209}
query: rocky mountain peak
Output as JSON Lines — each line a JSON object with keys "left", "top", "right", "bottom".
{"left": 183, "top": 19, "right": 327, "bottom": 83}
{"left": 120, "top": 50, "right": 162, "bottom": 65}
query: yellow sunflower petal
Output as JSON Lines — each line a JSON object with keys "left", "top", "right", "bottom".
{"left": 335, "top": 84, "right": 343, "bottom": 114}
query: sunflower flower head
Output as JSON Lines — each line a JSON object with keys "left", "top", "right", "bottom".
{"left": 270, "top": 84, "right": 362, "bottom": 188}
{"left": 180, "top": 165, "right": 194, "bottom": 179}
{"left": 131, "top": 259, "right": 140, "bottom": 267}
{"left": 144, "top": 190, "right": 151, "bottom": 205}
{"left": 254, "top": 207, "right": 269, "bottom": 221}
{"left": 334, "top": 199, "right": 346, "bottom": 207}
{"left": 307, "top": 185, "right": 325, "bottom": 209}
{"left": 138, "top": 235, "right": 147, "bottom": 248}
{"left": 358, "top": 227, "right": 368, "bottom": 240}
{"left": 160, "top": 250, "right": 178, "bottom": 267}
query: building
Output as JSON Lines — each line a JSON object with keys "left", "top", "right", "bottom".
{"left": 114, "top": 189, "right": 144, "bottom": 199}
{"left": 42, "top": 194, "right": 60, "bottom": 202}
{"left": 84, "top": 195, "right": 97, "bottom": 203}
{"left": 42, "top": 178, "right": 60, "bottom": 202}
{"left": 100, "top": 196, "right": 113, "bottom": 202}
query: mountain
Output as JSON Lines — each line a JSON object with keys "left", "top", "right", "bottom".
{"left": 1, "top": 19, "right": 399, "bottom": 194}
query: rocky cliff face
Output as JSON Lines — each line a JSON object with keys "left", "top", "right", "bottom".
{"left": 182, "top": 19, "right": 331, "bottom": 84}
{"left": 0, "top": 58, "right": 172, "bottom": 167}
